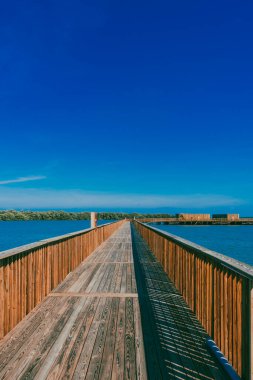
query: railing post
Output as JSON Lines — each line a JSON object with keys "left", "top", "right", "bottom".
{"left": 90, "top": 212, "right": 97, "bottom": 229}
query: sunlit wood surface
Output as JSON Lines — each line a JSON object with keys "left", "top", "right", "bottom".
{"left": 0, "top": 222, "right": 228, "bottom": 379}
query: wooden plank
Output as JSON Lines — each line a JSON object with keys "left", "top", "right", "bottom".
{"left": 0, "top": 296, "right": 63, "bottom": 376}
{"left": 126, "top": 263, "right": 132, "bottom": 293}
{"left": 97, "top": 264, "right": 115, "bottom": 293}
{"left": 111, "top": 298, "right": 126, "bottom": 380}
{"left": 104, "top": 264, "right": 119, "bottom": 293}
{"left": 68, "top": 263, "right": 99, "bottom": 293}
{"left": 120, "top": 264, "right": 127, "bottom": 293}
{"left": 2, "top": 298, "right": 77, "bottom": 379}
{"left": 124, "top": 297, "right": 136, "bottom": 379}
{"left": 99, "top": 298, "right": 119, "bottom": 379}
{"left": 1, "top": 221, "right": 234, "bottom": 379}
{"left": 133, "top": 298, "right": 147, "bottom": 379}
{"left": 54, "top": 296, "right": 100, "bottom": 379}
{"left": 49, "top": 292, "right": 138, "bottom": 298}
{"left": 108, "top": 264, "right": 121, "bottom": 293}
{"left": 114, "top": 264, "right": 123, "bottom": 293}
{"left": 33, "top": 297, "right": 88, "bottom": 379}
{"left": 85, "top": 297, "right": 113, "bottom": 379}
{"left": 131, "top": 264, "right": 137, "bottom": 293}
{"left": 132, "top": 223, "right": 230, "bottom": 380}
{"left": 73, "top": 297, "right": 109, "bottom": 379}
{"left": 85, "top": 264, "right": 107, "bottom": 293}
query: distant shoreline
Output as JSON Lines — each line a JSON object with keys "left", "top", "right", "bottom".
{"left": 0, "top": 210, "right": 174, "bottom": 221}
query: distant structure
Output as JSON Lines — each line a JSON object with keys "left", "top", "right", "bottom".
{"left": 212, "top": 213, "right": 240, "bottom": 221}
{"left": 176, "top": 213, "right": 211, "bottom": 221}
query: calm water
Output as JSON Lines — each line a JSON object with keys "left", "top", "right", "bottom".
{"left": 150, "top": 224, "right": 253, "bottom": 266}
{"left": 0, "top": 220, "right": 115, "bottom": 252}
{"left": 1, "top": 221, "right": 253, "bottom": 267}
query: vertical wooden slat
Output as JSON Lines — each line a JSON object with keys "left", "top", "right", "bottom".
{"left": 237, "top": 278, "right": 242, "bottom": 377}
{"left": 30, "top": 251, "right": 35, "bottom": 312}
{"left": 191, "top": 253, "right": 195, "bottom": 313}
{"left": 0, "top": 220, "right": 123, "bottom": 338}
{"left": 233, "top": 275, "right": 238, "bottom": 372}
{"left": 17, "top": 255, "right": 21, "bottom": 325}
{"left": 220, "top": 269, "right": 224, "bottom": 353}
{"left": 0, "top": 261, "right": 4, "bottom": 339}
{"left": 13, "top": 257, "right": 17, "bottom": 329}
{"left": 206, "top": 261, "right": 210, "bottom": 334}
{"left": 228, "top": 272, "right": 233, "bottom": 364}
{"left": 216, "top": 265, "right": 221, "bottom": 347}
{"left": 134, "top": 220, "right": 253, "bottom": 377}
{"left": 4, "top": 258, "right": 10, "bottom": 335}
{"left": 197, "top": 257, "right": 201, "bottom": 321}
{"left": 224, "top": 270, "right": 228, "bottom": 359}
{"left": 9, "top": 256, "right": 14, "bottom": 331}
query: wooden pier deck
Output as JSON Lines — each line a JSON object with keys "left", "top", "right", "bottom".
{"left": 0, "top": 222, "right": 229, "bottom": 379}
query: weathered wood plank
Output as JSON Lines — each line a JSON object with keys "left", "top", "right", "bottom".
{"left": 49, "top": 292, "right": 138, "bottom": 298}
{"left": 0, "top": 221, "right": 231, "bottom": 380}
{"left": 111, "top": 297, "right": 126, "bottom": 380}
{"left": 131, "top": 224, "right": 230, "bottom": 380}
{"left": 98, "top": 298, "right": 119, "bottom": 379}
{"left": 124, "top": 297, "right": 136, "bottom": 379}
{"left": 73, "top": 297, "right": 108, "bottom": 379}
{"left": 133, "top": 298, "right": 147, "bottom": 379}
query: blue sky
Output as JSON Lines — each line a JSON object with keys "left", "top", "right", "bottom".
{"left": 0, "top": 1, "right": 252, "bottom": 214}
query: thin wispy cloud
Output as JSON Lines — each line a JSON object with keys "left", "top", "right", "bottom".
{"left": 0, "top": 187, "right": 244, "bottom": 209}
{"left": 0, "top": 176, "right": 46, "bottom": 185}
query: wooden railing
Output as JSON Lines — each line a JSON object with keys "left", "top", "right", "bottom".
{"left": 0, "top": 220, "right": 124, "bottom": 339}
{"left": 133, "top": 221, "right": 253, "bottom": 379}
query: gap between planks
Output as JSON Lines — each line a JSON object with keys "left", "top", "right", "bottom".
{"left": 84, "top": 261, "right": 134, "bottom": 264}
{"left": 49, "top": 292, "right": 138, "bottom": 298}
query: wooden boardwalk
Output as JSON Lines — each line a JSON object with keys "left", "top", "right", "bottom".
{"left": 0, "top": 222, "right": 229, "bottom": 379}
{"left": 131, "top": 226, "right": 229, "bottom": 380}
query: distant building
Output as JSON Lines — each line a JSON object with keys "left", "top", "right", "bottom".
{"left": 176, "top": 213, "right": 211, "bottom": 221}
{"left": 212, "top": 214, "right": 240, "bottom": 221}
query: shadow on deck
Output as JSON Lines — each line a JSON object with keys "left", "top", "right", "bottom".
{"left": 131, "top": 225, "right": 229, "bottom": 380}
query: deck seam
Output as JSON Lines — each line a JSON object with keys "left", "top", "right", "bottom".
{"left": 49, "top": 292, "right": 138, "bottom": 298}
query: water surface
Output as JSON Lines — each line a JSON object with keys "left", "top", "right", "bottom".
{"left": 0, "top": 220, "right": 115, "bottom": 252}
{"left": 149, "top": 223, "right": 253, "bottom": 266}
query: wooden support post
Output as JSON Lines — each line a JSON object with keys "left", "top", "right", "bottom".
{"left": 90, "top": 212, "right": 97, "bottom": 229}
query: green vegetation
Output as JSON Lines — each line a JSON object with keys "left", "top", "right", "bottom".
{"left": 0, "top": 210, "right": 175, "bottom": 221}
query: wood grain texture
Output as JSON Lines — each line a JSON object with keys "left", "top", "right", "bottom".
{"left": 133, "top": 220, "right": 251, "bottom": 379}
{"left": 0, "top": 220, "right": 124, "bottom": 338}
{"left": 0, "top": 223, "right": 147, "bottom": 380}
{"left": 0, "top": 221, "right": 243, "bottom": 379}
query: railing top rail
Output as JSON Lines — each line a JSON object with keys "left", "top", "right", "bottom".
{"left": 0, "top": 220, "right": 122, "bottom": 261}
{"left": 135, "top": 220, "right": 253, "bottom": 280}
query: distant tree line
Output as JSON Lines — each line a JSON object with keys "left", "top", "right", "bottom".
{"left": 0, "top": 210, "right": 175, "bottom": 221}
